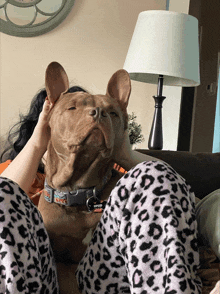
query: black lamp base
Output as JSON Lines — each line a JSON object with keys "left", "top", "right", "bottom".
{"left": 148, "top": 95, "right": 166, "bottom": 150}
{"left": 148, "top": 74, "right": 166, "bottom": 150}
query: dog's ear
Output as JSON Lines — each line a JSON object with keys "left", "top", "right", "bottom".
{"left": 45, "top": 62, "right": 69, "bottom": 104}
{"left": 106, "top": 69, "right": 131, "bottom": 110}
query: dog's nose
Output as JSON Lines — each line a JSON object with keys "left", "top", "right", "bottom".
{"left": 89, "top": 107, "right": 107, "bottom": 119}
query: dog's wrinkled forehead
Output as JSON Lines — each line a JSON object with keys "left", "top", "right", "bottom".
{"left": 55, "top": 91, "right": 121, "bottom": 107}
{"left": 56, "top": 91, "right": 91, "bottom": 107}
{"left": 52, "top": 91, "right": 125, "bottom": 115}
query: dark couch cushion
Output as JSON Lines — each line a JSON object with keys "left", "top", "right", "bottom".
{"left": 135, "top": 150, "right": 220, "bottom": 200}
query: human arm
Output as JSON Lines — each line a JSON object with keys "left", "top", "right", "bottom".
{"left": 114, "top": 129, "right": 161, "bottom": 171}
{"left": 1, "top": 99, "right": 53, "bottom": 194}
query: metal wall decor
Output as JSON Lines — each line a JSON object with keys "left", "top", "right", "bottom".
{"left": 0, "top": 0, "right": 75, "bottom": 37}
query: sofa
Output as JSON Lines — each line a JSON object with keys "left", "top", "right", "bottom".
{"left": 136, "top": 149, "right": 220, "bottom": 294}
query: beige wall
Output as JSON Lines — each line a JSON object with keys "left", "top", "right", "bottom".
{"left": 169, "top": 0, "right": 190, "bottom": 13}
{"left": 0, "top": 0, "right": 190, "bottom": 151}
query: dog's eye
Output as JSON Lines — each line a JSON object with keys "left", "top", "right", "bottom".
{"left": 110, "top": 112, "right": 118, "bottom": 117}
{"left": 68, "top": 106, "right": 76, "bottom": 110}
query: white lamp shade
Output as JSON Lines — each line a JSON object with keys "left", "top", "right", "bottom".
{"left": 123, "top": 10, "right": 200, "bottom": 87}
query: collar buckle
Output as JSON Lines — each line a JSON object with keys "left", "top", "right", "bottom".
{"left": 66, "top": 188, "right": 94, "bottom": 206}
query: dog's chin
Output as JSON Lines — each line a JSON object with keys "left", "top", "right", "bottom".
{"left": 84, "top": 129, "right": 105, "bottom": 147}
{"left": 83, "top": 129, "right": 112, "bottom": 158}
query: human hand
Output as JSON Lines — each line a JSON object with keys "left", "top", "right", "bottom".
{"left": 113, "top": 129, "right": 159, "bottom": 171}
{"left": 113, "top": 129, "right": 133, "bottom": 169}
{"left": 30, "top": 99, "right": 54, "bottom": 153}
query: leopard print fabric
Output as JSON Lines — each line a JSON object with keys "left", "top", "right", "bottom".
{"left": 76, "top": 161, "right": 202, "bottom": 293}
{"left": 0, "top": 177, "right": 59, "bottom": 294}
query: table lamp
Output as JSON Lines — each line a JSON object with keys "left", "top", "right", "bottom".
{"left": 123, "top": 10, "right": 200, "bottom": 150}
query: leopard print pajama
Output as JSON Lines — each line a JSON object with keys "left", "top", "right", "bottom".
{"left": 76, "top": 161, "right": 202, "bottom": 294}
{"left": 0, "top": 177, "right": 59, "bottom": 293}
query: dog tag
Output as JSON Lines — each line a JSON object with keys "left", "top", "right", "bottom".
{"left": 86, "top": 196, "right": 106, "bottom": 212}
{"left": 93, "top": 200, "right": 106, "bottom": 213}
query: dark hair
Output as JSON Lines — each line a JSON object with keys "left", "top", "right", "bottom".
{"left": 0, "top": 86, "right": 87, "bottom": 172}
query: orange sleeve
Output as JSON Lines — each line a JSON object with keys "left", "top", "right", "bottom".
{"left": 0, "top": 160, "right": 12, "bottom": 174}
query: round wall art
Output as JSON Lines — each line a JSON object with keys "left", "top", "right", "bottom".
{"left": 0, "top": 0, "right": 75, "bottom": 37}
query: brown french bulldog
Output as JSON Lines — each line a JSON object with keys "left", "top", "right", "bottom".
{"left": 38, "top": 62, "right": 131, "bottom": 293}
